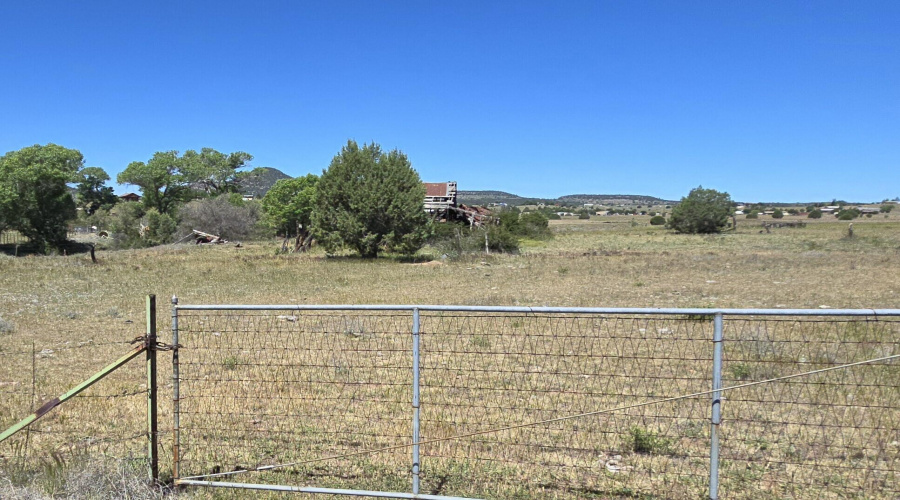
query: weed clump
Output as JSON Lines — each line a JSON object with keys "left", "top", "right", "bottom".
{"left": 0, "top": 316, "right": 14, "bottom": 334}
{"left": 625, "top": 426, "right": 674, "bottom": 456}
{"left": 0, "top": 455, "right": 167, "bottom": 499}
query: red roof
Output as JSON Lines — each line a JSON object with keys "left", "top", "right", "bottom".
{"left": 424, "top": 183, "right": 449, "bottom": 197}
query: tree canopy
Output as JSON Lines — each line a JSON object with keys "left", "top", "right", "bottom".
{"left": 76, "top": 166, "right": 118, "bottom": 215}
{"left": 0, "top": 144, "right": 84, "bottom": 249}
{"left": 667, "top": 186, "right": 733, "bottom": 234}
{"left": 118, "top": 151, "right": 190, "bottom": 215}
{"left": 117, "top": 148, "right": 252, "bottom": 215}
{"left": 262, "top": 174, "right": 318, "bottom": 237}
{"left": 312, "top": 141, "right": 428, "bottom": 257}
{"left": 182, "top": 148, "right": 253, "bottom": 195}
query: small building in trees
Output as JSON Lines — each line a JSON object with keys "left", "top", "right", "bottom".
{"left": 119, "top": 192, "right": 141, "bottom": 202}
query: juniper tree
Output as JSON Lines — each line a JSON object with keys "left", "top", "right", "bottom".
{"left": 313, "top": 141, "right": 428, "bottom": 257}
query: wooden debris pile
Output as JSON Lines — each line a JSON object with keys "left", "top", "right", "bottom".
{"left": 191, "top": 230, "right": 227, "bottom": 244}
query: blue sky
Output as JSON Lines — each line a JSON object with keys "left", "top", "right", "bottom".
{"left": 1, "top": 1, "right": 897, "bottom": 202}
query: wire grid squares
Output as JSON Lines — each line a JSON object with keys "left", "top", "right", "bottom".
{"left": 175, "top": 310, "right": 414, "bottom": 490}
{"left": 419, "top": 313, "right": 713, "bottom": 498}
{"left": 719, "top": 317, "right": 900, "bottom": 498}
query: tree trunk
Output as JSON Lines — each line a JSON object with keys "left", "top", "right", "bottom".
{"left": 293, "top": 225, "right": 313, "bottom": 253}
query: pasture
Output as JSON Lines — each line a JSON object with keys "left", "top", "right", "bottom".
{"left": 1, "top": 216, "right": 899, "bottom": 498}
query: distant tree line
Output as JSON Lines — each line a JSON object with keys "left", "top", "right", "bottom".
{"left": 0, "top": 141, "right": 556, "bottom": 258}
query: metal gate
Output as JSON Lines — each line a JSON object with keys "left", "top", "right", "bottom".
{"left": 170, "top": 300, "right": 900, "bottom": 499}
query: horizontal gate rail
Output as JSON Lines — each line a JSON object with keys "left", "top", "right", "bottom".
{"left": 174, "top": 304, "right": 900, "bottom": 315}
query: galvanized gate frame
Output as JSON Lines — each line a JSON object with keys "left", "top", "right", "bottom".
{"left": 168, "top": 301, "right": 900, "bottom": 500}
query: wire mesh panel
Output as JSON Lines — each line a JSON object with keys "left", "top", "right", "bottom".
{"left": 0, "top": 336, "right": 149, "bottom": 470}
{"left": 175, "top": 310, "right": 414, "bottom": 492}
{"left": 172, "top": 306, "right": 900, "bottom": 499}
{"left": 719, "top": 317, "right": 900, "bottom": 499}
{"left": 419, "top": 313, "right": 714, "bottom": 499}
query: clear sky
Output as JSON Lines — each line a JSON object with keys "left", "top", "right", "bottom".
{"left": 1, "top": 1, "right": 897, "bottom": 202}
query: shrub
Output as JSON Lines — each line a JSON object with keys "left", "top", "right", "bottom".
{"left": 108, "top": 202, "right": 146, "bottom": 248}
{"left": 107, "top": 203, "right": 177, "bottom": 248}
{"left": 0, "top": 316, "right": 14, "bottom": 335}
{"left": 772, "top": 209, "right": 784, "bottom": 219}
{"left": 547, "top": 212, "right": 561, "bottom": 220}
{"left": 429, "top": 223, "right": 518, "bottom": 257}
{"left": 807, "top": 209, "right": 823, "bottom": 219}
{"left": 745, "top": 211, "right": 759, "bottom": 219}
{"left": 626, "top": 427, "right": 673, "bottom": 455}
{"left": 179, "top": 194, "right": 262, "bottom": 240}
{"left": 787, "top": 208, "right": 799, "bottom": 215}
{"left": 143, "top": 209, "right": 177, "bottom": 246}
{"left": 837, "top": 208, "right": 860, "bottom": 220}
{"left": 497, "top": 209, "right": 521, "bottom": 235}
{"left": 486, "top": 224, "right": 519, "bottom": 253}
{"left": 881, "top": 204, "right": 894, "bottom": 213}
{"left": 517, "top": 211, "right": 551, "bottom": 239}
{"left": 578, "top": 212, "right": 590, "bottom": 220}
{"left": 666, "top": 186, "right": 733, "bottom": 234}
{"left": 649, "top": 215, "right": 666, "bottom": 226}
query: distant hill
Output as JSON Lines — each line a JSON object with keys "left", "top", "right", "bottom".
{"left": 457, "top": 190, "right": 674, "bottom": 206}
{"left": 558, "top": 194, "right": 674, "bottom": 205}
{"left": 238, "top": 167, "right": 292, "bottom": 198}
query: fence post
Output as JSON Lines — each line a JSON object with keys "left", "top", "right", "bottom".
{"left": 172, "top": 295, "right": 180, "bottom": 483}
{"left": 146, "top": 295, "right": 158, "bottom": 483}
{"left": 709, "top": 312, "right": 724, "bottom": 500}
{"left": 411, "top": 308, "right": 421, "bottom": 494}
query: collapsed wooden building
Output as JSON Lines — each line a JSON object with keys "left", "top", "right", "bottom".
{"left": 423, "top": 181, "right": 491, "bottom": 226}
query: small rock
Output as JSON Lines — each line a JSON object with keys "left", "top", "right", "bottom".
{"left": 277, "top": 315, "right": 298, "bottom": 322}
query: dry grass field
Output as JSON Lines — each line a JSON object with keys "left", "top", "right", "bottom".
{"left": 1, "top": 215, "right": 899, "bottom": 499}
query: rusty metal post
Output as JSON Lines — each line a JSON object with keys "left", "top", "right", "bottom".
{"left": 172, "top": 295, "right": 181, "bottom": 483}
{"left": 146, "top": 295, "right": 158, "bottom": 483}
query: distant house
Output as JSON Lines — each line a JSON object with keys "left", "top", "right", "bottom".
{"left": 120, "top": 193, "right": 141, "bottom": 202}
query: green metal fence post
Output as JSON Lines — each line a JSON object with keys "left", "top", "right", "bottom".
{"left": 147, "top": 295, "right": 159, "bottom": 483}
